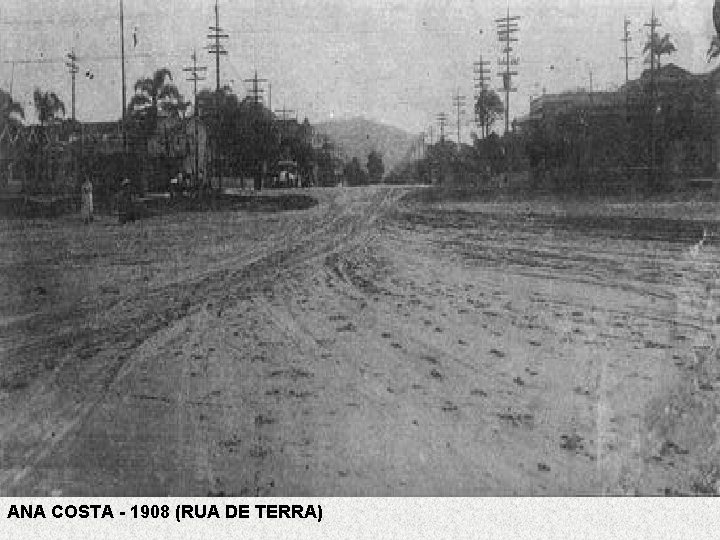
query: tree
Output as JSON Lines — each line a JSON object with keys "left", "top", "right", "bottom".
{"left": 474, "top": 90, "right": 504, "bottom": 139}
{"left": 31, "top": 89, "right": 65, "bottom": 190}
{"left": 367, "top": 150, "right": 384, "bottom": 183}
{"left": 33, "top": 89, "right": 65, "bottom": 126}
{"left": 0, "top": 89, "right": 24, "bottom": 130}
{"left": 644, "top": 33, "right": 677, "bottom": 70}
{"left": 127, "top": 68, "right": 186, "bottom": 151}
{"left": 128, "top": 68, "right": 185, "bottom": 119}
{"left": 344, "top": 157, "right": 367, "bottom": 186}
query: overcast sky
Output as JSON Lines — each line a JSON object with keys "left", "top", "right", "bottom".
{"left": 0, "top": 0, "right": 717, "bottom": 139}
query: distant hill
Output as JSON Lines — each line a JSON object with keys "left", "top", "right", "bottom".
{"left": 315, "top": 117, "right": 420, "bottom": 177}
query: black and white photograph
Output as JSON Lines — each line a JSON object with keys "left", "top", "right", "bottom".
{"left": 1, "top": 0, "right": 720, "bottom": 498}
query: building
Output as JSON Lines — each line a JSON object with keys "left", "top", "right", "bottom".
{"left": 523, "top": 64, "right": 720, "bottom": 190}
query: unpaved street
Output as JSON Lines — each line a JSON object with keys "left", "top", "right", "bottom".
{"left": 1, "top": 187, "right": 719, "bottom": 495}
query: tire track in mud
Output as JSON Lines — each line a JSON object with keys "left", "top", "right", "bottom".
{"left": 0, "top": 187, "right": 405, "bottom": 493}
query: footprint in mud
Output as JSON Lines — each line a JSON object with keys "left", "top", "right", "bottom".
{"left": 560, "top": 434, "right": 584, "bottom": 451}
{"left": 441, "top": 401, "right": 458, "bottom": 412}
{"left": 424, "top": 320, "right": 432, "bottom": 326}
{"left": 434, "top": 327, "right": 443, "bottom": 333}
{"left": 525, "top": 368, "right": 538, "bottom": 376}
{"left": 288, "top": 389, "right": 315, "bottom": 399}
{"left": 421, "top": 355, "right": 438, "bottom": 365}
{"left": 644, "top": 340, "right": 671, "bottom": 350}
{"left": 254, "top": 414, "right": 275, "bottom": 427}
{"left": 498, "top": 410, "right": 534, "bottom": 428}
{"left": 391, "top": 342, "right": 403, "bottom": 350}
{"left": 537, "top": 463, "right": 551, "bottom": 472}
{"left": 458, "top": 339, "right": 468, "bottom": 346}
{"left": 430, "top": 369, "right": 443, "bottom": 380}
{"left": 249, "top": 445, "right": 271, "bottom": 459}
{"left": 529, "top": 340, "right": 541, "bottom": 347}
{"left": 490, "top": 348, "right": 506, "bottom": 358}
{"left": 381, "top": 332, "right": 392, "bottom": 339}
{"left": 471, "top": 389, "right": 488, "bottom": 397}
{"left": 513, "top": 376, "right": 525, "bottom": 386}
{"left": 336, "top": 322, "right": 357, "bottom": 332}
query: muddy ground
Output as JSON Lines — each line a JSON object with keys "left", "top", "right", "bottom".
{"left": 1, "top": 186, "right": 719, "bottom": 496}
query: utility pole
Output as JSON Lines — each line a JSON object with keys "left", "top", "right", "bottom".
{"left": 474, "top": 55, "right": 492, "bottom": 138}
{"left": 65, "top": 49, "right": 78, "bottom": 121}
{"left": 120, "top": 0, "right": 127, "bottom": 158}
{"left": 183, "top": 50, "right": 207, "bottom": 182}
{"left": 452, "top": 89, "right": 466, "bottom": 147}
{"left": 644, "top": 9, "right": 660, "bottom": 95}
{"left": 436, "top": 112, "right": 448, "bottom": 142}
{"left": 66, "top": 49, "right": 80, "bottom": 180}
{"left": 207, "top": 0, "right": 229, "bottom": 93}
{"left": 620, "top": 16, "right": 635, "bottom": 88}
{"left": 644, "top": 8, "right": 660, "bottom": 186}
{"left": 274, "top": 104, "right": 296, "bottom": 145}
{"left": 183, "top": 49, "right": 207, "bottom": 114}
{"left": 206, "top": 0, "right": 228, "bottom": 189}
{"left": 244, "top": 70, "right": 268, "bottom": 105}
{"left": 495, "top": 8, "right": 520, "bottom": 134}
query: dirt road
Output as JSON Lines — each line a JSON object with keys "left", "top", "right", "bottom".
{"left": 1, "top": 187, "right": 719, "bottom": 495}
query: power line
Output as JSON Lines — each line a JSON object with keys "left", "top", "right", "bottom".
{"left": 1, "top": 53, "right": 152, "bottom": 65}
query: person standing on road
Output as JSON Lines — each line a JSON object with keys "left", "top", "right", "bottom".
{"left": 80, "top": 175, "right": 94, "bottom": 224}
{"left": 118, "top": 178, "right": 135, "bottom": 224}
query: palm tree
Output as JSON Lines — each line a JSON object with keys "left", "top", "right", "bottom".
{"left": 0, "top": 89, "right": 24, "bottom": 131}
{"left": 127, "top": 68, "right": 186, "bottom": 153}
{"left": 128, "top": 68, "right": 186, "bottom": 122}
{"left": 644, "top": 33, "right": 677, "bottom": 70}
{"left": 33, "top": 89, "right": 65, "bottom": 126}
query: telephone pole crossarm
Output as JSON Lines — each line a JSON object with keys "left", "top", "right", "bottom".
{"left": 496, "top": 7, "right": 521, "bottom": 134}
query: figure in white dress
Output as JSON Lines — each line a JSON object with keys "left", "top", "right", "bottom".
{"left": 81, "top": 176, "right": 94, "bottom": 224}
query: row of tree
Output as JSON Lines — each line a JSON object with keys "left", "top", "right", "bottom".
{"left": 0, "top": 88, "right": 67, "bottom": 132}
{"left": 342, "top": 150, "right": 385, "bottom": 186}
{"left": 0, "top": 67, "right": 357, "bottom": 190}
